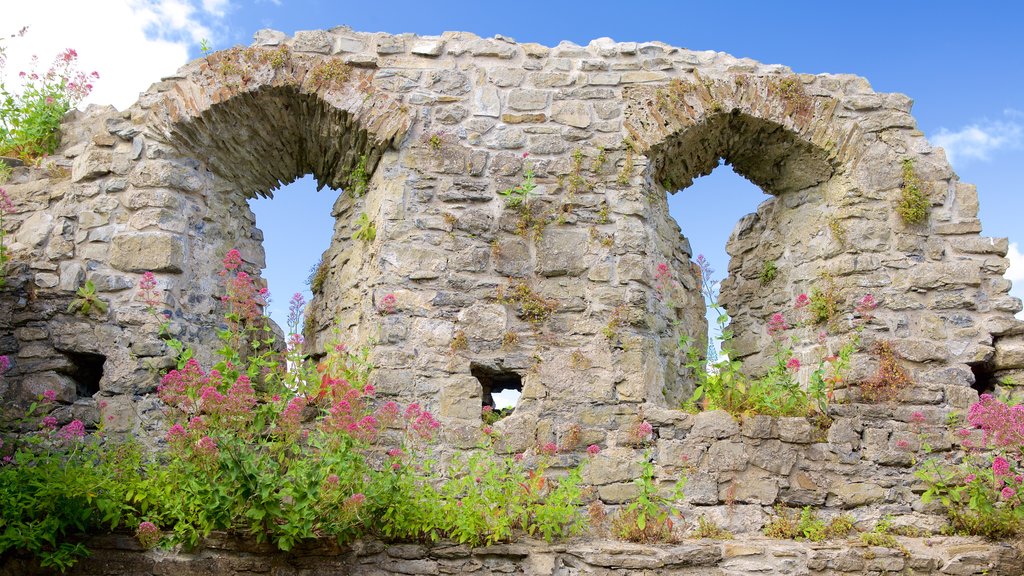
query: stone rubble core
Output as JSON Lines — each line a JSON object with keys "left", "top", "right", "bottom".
{"left": 2, "top": 25, "right": 1024, "bottom": 554}
{"left": 1, "top": 533, "right": 1022, "bottom": 575}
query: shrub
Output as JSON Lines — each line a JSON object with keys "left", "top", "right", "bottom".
{"left": 0, "top": 36, "right": 98, "bottom": 160}
{"left": 917, "top": 394, "right": 1024, "bottom": 539}
{"left": 896, "top": 159, "right": 929, "bottom": 225}
{"left": 611, "top": 456, "right": 684, "bottom": 543}
{"left": 861, "top": 340, "right": 912, "bottom": 402}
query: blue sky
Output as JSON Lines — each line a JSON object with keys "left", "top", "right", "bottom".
{"left": 4, "top": 1, "right": 1023, "bottom": 323}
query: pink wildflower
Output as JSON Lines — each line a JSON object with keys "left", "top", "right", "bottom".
{"left": 587, "top": 444, "right": 601, "bottom": 456}
{"left": 57, "top": 419, "right": 85, "bottom": 441}
{"left": 786, "top": 357, "right": 801, "bottom": 372}
{"left": 794, "top": 293, "right": 810, "bottom": 309}
{"left": 482, "top": 405, "right": 493, "bottom": 414}
{"left": 895, "top": 439, "right": 910, "bottom": 450}
{"left": 325, "top": 474, "right": 340, "bottom": 486}
{"left": 911, "top": 411, "right": 926, "bottom": 425}
{"left": 166, "top": 423, "right": 186, "bottom": 440}
{"left": 377, "top": 293, "right": 397, "bottom": 315}
{"left": 42, "top": 389, "right": 57, "bottom": 402}
{"left": 349, "top": 493, "right": 366, "bottom": 505}
{"left": 767, "top": 313, "right": 789, "bottom": 337}
{"left": 387, "top": 448, "right": 404, "bottom": 458}
{"left": 514, "top": 453, "right": 525, "bottom": 462}
{"left": 41, "top": 415, "right": 58, "bottom": 429}
{"left": 222, "top": 249, "right": 243, "bottom": 271}
{"left": 136, "top": 521, "right": 160, "bottom": 549}
{"left": 195, "top": 436, "right": 218, "bottom": 459}
{"left": 0, "top": 189, "right": 13, "bottom": 214}
{"left": 0, "top": 354, "right": 9, "bottom": 375}
{"left": 965, "top": 473, "right": 977, "bottom": 484}
{"left": 993, "top": 456, "right": 1011, "bottom": 476}
{"left": 483, "top": 425, "right": 494, "bottom": 435}
{"left": 1001, "top": 486, "right": 1016, "bottom": 500}
{"left": 541, "top": 442, "right": 558, "bottom": 455}
{"left": 364, "top": 384, "right": 376, "bottom": 396}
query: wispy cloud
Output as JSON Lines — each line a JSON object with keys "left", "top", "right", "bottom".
{"left": 2, "top": 1, "right": 234, "bottom": 110}
{"left": 932, "top": 111, "right": 1022, "bottom": 167}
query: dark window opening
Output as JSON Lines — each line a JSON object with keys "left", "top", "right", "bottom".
{"left": 968, "top": 362, "right": 996, "bottom": 396}
{"left": 62, "top": 351, "right": 105, "bottom": 398}
{"left": 471, "top": 363, "right": 523, "bottom": 419}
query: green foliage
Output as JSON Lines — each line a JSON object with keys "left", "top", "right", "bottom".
{"left": 759, "top": 260, "right": 778, "bottom": 286}
{"left": 691, "top": 515, "right": 732, "bottom": 539}
{"left": 896, "top": 159, "right": 929, "bottom": 225}
{"left": 917, "top": 395, "right": 1024, "bottom": 539}
{"left": 348, "top": 155, "right": 368, "bottom": 197}
{"left": 67, "top": 280, "right": 108, "bottom": 317}
{"left": 353, "top": 213, "right": 376, "bottom": 242}
{"left": 763, "top": 505, "right": 855, "bottom": 541}
{"left": 199, "top": 38, "right": 212, "bottom": 56}
{"left": 808, "top": 281, "right": 840, "bottom": 325}
{"left": 497, "top": 282, "right": 557, "bottom": 324}
{"left": 611, "top": 455, "right": 685, "bottom": 543}
{"left": 0, "top": 410, "right": 143, "bottom": 573}
{"left": 440, "top": 448, "right": 587, "bottom": 546}
{"left": 859, "top": 516, "right": 909, "bottom": 554}
{"left": 1, "top": 36, "right": 97, "bottom": 160}
{"left": 498, "top": 164, "right": 537, "bottom": 209}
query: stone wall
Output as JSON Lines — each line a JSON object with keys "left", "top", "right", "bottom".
{"left": 2, "top": 26, "right": 1024, "bottom": 549}
{"left": 3, "top": 533, "right": 1022, "bottom": 575}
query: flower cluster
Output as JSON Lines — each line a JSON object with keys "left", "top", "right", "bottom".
{"left": 377, "top": 293, "right": 397, "bottom": 315}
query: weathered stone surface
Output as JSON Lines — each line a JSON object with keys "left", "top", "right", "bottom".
{"left": 109, "top": 233, "right": 184, "bottom": 273}
{"left": 1, "top": 30, "right": 1020, "bottom": 565}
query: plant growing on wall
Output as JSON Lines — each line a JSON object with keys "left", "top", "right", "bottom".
{"left": 67, "top": 280, "right": 108, "bottom": 317}
{"left": 896, "top": 159, "right": 929, "bottom": 225}
{"left": 353, "top": 212, "right": 376, "bottom": 242}
{"left": 0, "top": 30, "right": 99, "bottom": 160}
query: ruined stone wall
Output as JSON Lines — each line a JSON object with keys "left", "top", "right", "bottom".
{"left": 2, "top": 27, "right": 1024, "bottom": 542}
{"left": 3, "top": 532, "right": 1022, "bottom": 576}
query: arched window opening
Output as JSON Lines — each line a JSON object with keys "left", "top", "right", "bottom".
{"left": 667, "top": 160, "right": 768, "bottom": 366}
{"left": 247, "top": 174, "right": 339, "bottom": 339}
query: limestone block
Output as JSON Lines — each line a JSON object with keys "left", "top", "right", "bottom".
{"left": 706, "top": 440, "right": 747, "bottom": 472}
{"left": 830, "top": 482, "right": 886, "bottom": 508}
{"left": 995, "top": 336, "right": 1024, "bottom": 370}
{"left": 550, "top": 101, "right": 592, "bottom": 128}
{"left": 508, "top": 89, "right": 549, "bottom": 111}
{"left": 19, "top": 371, "right": 78, "bottom": 403}
{"left": 749, "top": 439, "right": 798, "bottom": 475}
{"left": 777, "top": 417, "right": 815, "bottom": 443}
{"left": 536, "top": 227, "right": 588, "bottom": 277}
{"left": 109, "top": 233, "right": 184, "bottom": 273}
{"left": 690, "top": 410, "right": 739, "bottom": 439}
{"left": 457, "top": 303, "right": 506, "bottom": 342}
{"left": 71, "top": 147, "right": 112, "bottom": 181}
{"left": 582, "top": 447, "right": 643, "bottom": 485}
{"left": 725, "top": 467, "right": 779, "bottom": 505}
{"left": 16, "top": 211, "right": 53, "bottom": 248}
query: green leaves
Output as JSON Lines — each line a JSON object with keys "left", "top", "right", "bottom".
{"left": 67, "top": 280, "right": 108, "bottom": 317}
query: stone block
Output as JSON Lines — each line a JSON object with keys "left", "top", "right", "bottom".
{"left": 110, "top": 233, "right": 184, "bottom": 273}
{"left": 690, "top": 410, "right": 739, "bottom": 439}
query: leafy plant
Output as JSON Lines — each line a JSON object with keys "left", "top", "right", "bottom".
{"left": 918, "top": 394, "right": 1024, "bottom": 539}
{"left": 0, "top": 33, "right": 98, "bottom": 160}
{"left": 498, "top": 162, "right": 537, "bottom": 209}
{"left": 353, "top": 213, "right": 376, "bottom": 242}
{"left": 861, "top": 340, "right": 912, "bottom": 402}
{"left": 348, "top": 154, "right": 368, "bottom": 197}
{"left": 763, "top": 505, "right": 855, "bottom": 541}
{"left": 496, "top": 282, "right": 556, "bottom": 324}
{"left": 690, "top": 515, "right": 732, "bottom": 539}
{"left": 808, "top": 278, "right": 840, "bottom": 325}
{"left": 759, "top": 260, "right": 778, "bottom": 286}
{"left": 896, "top": 159, "right": 929, "bottom": 225}
{"left": 859, "top": 515, "right": 909, "bottom": 554}
{"left": 67, "top": 280, "right": 108, "bottom": 317}
{"left": 611, "top": 454, "right": 684, "bottom": 543}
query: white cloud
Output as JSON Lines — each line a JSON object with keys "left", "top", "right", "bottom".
{"left": 1007, "top": 242, "right": 1024, "bottom": 319}
{"left": 932, "top": 112, "right": 1022, "bottom": 168}
{"left": 1, "top": 0, "right": 233, "bottom": 110}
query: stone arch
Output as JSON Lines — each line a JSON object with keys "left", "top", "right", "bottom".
{"left": 124, "top": 46, "right": 413, "bottom": 356}
{"left": 627, "top": 71, "right": 1021, "bottom": 397}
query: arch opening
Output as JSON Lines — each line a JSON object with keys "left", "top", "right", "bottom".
{"left": 652, "top": 111, "right": 840, "bottom": 387}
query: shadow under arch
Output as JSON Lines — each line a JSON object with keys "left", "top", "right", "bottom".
{"left": 642, "top": 101, "right": 850, "bottom": 380}
{"left": 134, "top": 46, "right": 414, "bottom": 356}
